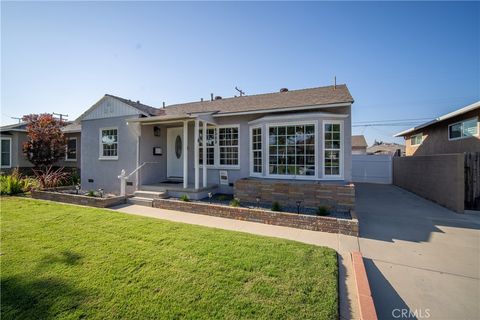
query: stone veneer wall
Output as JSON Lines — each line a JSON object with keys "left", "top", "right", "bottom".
{"left": 31, "top": 189, "right": 126, "bottom": 208}
{"left": 234, "top": 178, "right": 355, "bottom": 211}
{"left": 152, "top": 199, "right": 359, "bottom": 236}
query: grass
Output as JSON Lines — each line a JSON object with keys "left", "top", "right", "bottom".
{"left": 1, "top": 197, "right": 338, "bottom": 320}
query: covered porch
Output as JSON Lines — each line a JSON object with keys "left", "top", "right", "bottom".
{"left": 119, "top": 113, "right": 218, "bottom": 198}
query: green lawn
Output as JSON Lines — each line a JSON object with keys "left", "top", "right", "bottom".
{"left": 1, "top": 197, "right": 338, "bottom": 319}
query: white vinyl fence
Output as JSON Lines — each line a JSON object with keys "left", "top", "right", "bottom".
{"left": 352, "top": 154, "right": 393, "bottom": 184}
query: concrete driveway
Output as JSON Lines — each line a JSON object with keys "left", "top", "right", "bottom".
{"left": 356, "top": 183, "right": 480, "bottom": 320}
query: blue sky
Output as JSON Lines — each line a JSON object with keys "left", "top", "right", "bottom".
{"left": 1, "top": 1, "right": 479, "bottom": 144}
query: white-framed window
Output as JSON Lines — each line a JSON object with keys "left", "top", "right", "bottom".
{"left": 199, "top": 127, "right": 216, "bottom": 166}
{"left": 1, "top": 137, "right": 12, "bottom": 168}
{"left": 410, "top": 133, "right": 423, "bottom": 146}
{"left": 218, "top": 126, "right": 239, "bottom": 166}
{"left": 448, "top": 117, "right": 478, "bottom": 141}
{"left": 99, "top": 127, "right": 118, "bottom": 160}
{"left": 250, "top": 126, "right": 262, "bottom": 175}
{"left": 65, "top": 137, "right": 77, "bottom": 161}
{"left": 323, "top": 120, "right": 343, "bottom": 179}
{"left": 267, "top": 122, "right": 316, "bottom": 178}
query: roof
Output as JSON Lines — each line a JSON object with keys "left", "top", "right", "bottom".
{"left": 163, "top": 84, "right": 353, "bottom": 116}
{"left": 0, "top": 121, "right": 81, "bottom": 133}
{"left": 104, "top": 94, "right": 164, "bottom": 116}
{"left": 352, "top": 135, "right": 368, "bottom": 148}
{"left": 395, "top": 100, "right": 480, "bottom": 137}
{"left": 367, "top": 143, "right": 405, "bottom": 154}
{"left": 0, "top": 122, "right": 27, "bottom": 132}
{"left": 62, "top": 123, "right": 81, "bottom": 133}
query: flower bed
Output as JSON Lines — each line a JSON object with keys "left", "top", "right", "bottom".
{"left": 152, "top": 198, "right": 359, "bottom": 236}
{"left": 31, "top": 186, "right": 126, "bottom": 208}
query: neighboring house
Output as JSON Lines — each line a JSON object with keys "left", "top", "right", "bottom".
{"left": 367, "top": 142, "right": 405, "bottom": 155}
{"left": 77, "top": 85, "right": 354, "bottom": 197}
{"left": 352, "top": 135, "right": 367, "bottom": 154}
{"left": 0, "top": 122, "right": 81, "bottom": 173}
{"left": 395, "top": 101, "right": 480, "bottom": 156}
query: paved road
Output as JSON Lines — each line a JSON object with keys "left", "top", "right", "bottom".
{"left": 356, "top": 183, "right": 480, "bottom": 320}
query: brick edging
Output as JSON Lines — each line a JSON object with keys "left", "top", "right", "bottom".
{"left": 31, "top": 189, "right": 126, "bottom": 208}
{"left": 152, "top": 198, "right": 359, "bottom": 236}
{"left": 351, "top": 251, "right": 378, "bottom": 320}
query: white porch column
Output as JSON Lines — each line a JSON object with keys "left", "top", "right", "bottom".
{"left": 183, "top": 120, "right": 189, "bottom": 189}
{"left": 194, "top": 119, "right": 200, "bottom": 190}
{"left": 202, "top": 121, "right": 207, "bottom": 188}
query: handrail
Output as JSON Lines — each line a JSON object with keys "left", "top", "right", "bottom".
{"left": 126, "top": 161, "right": 160, "bottom": 179}
{"left": 118, "top": 162, "right": 161, "bottom": 196}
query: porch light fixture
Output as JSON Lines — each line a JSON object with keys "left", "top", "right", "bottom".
{"left": 296, "top": 200, "right": 302, "bottom": 214}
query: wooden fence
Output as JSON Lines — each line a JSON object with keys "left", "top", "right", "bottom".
{"left": 465, "top": 152, "right": 480, "bottom": 210}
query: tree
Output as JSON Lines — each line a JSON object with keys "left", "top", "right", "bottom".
{"left": 22, "top": 114, "right": 67, "bottom": 167}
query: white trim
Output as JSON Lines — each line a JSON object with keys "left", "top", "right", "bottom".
{"left": 216, "top": 124, "right": 241, "bottom": 169}
{"left": 0, "top": 137, "right": 12, "bottom": 168}
{"left": 194, "top": 119, "right": 200, "bottom": 190}
{"left": 76, "top": 95, "right": 149, "bottom": 122}
{"left": 248, "top": 112, "right": 348, "bottom": 125}
{"left": 202, "top": 121, "right": 207, "bottom": 188}
{"left": 321, "top": 120, "right": 344, "bottom": 180}
{"left": 447, "top": 117, "right": 479, "bottom": 141}
{"left": 410, "top": 133, "right": 423, "bottom": 146}
{"left": 183, "top": 121, "right": 188, "bottom": 189}
{"left": 265, "top": 121, "right": 318, "bottom": 180}
{"left": 395, "top": 100, "right": 480, "bottom": 137}
{"left": 99, "top": 127, "right": 119, "bottom": 160}
{"left": 249, "top": 125, "right": 263, "bottom": 177}
{"left": 213, "top": 102, "right": 352, "bottom": 117}
{"left": 65, "top": 137, "right": 77, "bottom": 162}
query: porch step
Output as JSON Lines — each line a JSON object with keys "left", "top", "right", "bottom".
{"left": 127, "top": 197, "right": 154, "bottom": 207}
{"left": 134, "top": 190, "right": 168, "bottom": 199}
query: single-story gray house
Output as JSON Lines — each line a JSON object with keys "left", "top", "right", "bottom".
{"left": 77, "top": 84, "right": 354, "bottom": 202}
{"left": 0, "top": 122, "right": 81, "bottom": 173}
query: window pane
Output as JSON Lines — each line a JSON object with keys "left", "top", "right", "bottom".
{"left": 268, "top": 124, "right": 315, "bottom": 176}
{"left": 324, "top": 122, "right": 341, "bottom": 176}
{"left": 463, "top": 119, "right": 478, "bottom": 137}
{"left": 1, "top": 139, "right": 10, "bottom": 166}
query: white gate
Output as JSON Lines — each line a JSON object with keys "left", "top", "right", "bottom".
{"left": 352, "top": 154, "right": 392, "bottom": 184}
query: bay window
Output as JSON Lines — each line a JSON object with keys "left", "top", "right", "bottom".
{"left": 324, "top": 121, "right": 342, "bottom": 177}
{"left": 268, "top": 124, "right": 315, "bottom": 177}
{"left": 251, "top": 127, "right": 262, "bottom": 174}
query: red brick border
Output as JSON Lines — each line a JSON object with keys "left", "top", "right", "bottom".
{"left": 351, "top": 251, "right": 378, "bottom": 320}
{"left": 152, "top": 198, "right": 359, "bottom": 236}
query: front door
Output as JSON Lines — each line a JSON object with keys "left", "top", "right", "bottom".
{"left": 167, "top": 127, "right": 184, "bottom": 178}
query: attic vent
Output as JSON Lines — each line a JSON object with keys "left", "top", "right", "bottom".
{"left": 214, "top": 96, "right": 222, "bottom": 100}
{"left": 280, "top": 88, "right": 289, "bottom": 92}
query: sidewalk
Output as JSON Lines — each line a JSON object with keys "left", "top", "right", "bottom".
{"left": 111, "top": 204, "right": 360, "bottom": 320}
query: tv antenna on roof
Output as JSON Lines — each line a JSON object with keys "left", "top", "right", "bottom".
{"left": 235, "top": 86, "right": 245, "bottom": 96}
{"left": 10, "top": 117, "right": 22, "bottom": 123}
{"left": 52, "top": 112, "right": 68, "bottom": 121}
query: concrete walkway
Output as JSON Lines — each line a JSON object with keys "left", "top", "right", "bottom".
{"left": 356, "top": 184, "right": 480, "bottom": 320}
{"left": 111, "top": 203, "right": 361, "bottom": 320}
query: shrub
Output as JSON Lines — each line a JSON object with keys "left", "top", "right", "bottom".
{"left": 63, "top": 169, "right": 80, "bottom": 186}
{"left": 86, "top": 190, "right": 96, "bottom": 197}
{"left": 218, "top": 194, "right": 229, "bottom": 201}
{"left": 0, "top": 169, "right": 23, "bottom": 195}
{"left": 33, "top": 166, "right": 69, "bottom": 189}
{"left": 316, "top": 206, "right": 330, "bottom": 216}
{"left": 229, "top": 198, "right": 240, "bottom": 207}
{"left": 21, "top": 177, "right": 41, "bottom": 192}
{"left": 271, "top": 201, "right": 282, "bottom": 212}
{"left": 180, "top": 194, "right": 190, "bottom": 202}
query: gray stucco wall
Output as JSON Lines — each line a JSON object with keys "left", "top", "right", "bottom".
{"left": 136, "top": 105, "right": 352, "bottom": 194}
{"left": 81, "top": 115, "right": 140, "bottom": 194}
{"left": 1, "top": 131, "right": 81, "bottom": 170}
